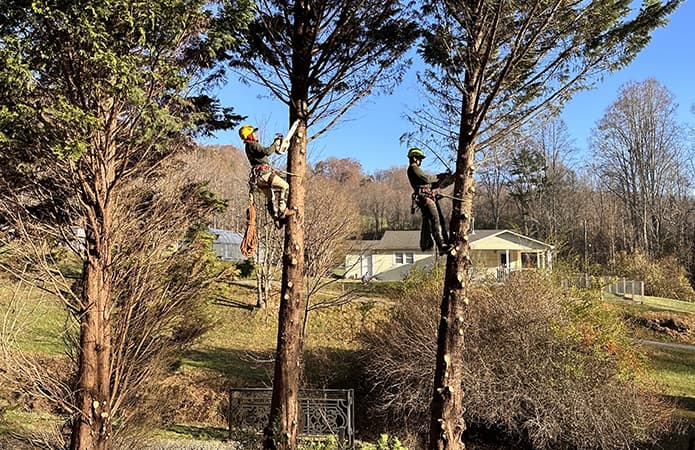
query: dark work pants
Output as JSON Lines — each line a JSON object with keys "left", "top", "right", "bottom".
{"left": 419, "top": 196, "right": 447, "bottom": 251}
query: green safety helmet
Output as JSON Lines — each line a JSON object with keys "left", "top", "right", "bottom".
{"left": 407, "top": 147, "right": 425, "bottom": 159}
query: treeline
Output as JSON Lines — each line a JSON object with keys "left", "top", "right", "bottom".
{"left": 198, "top": 79, "right": 695, "bottom": 289}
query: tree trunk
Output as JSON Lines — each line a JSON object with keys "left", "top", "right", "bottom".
{"left": 264, "top": 120, "right": 308, "bottom": 450}
{"left": 263, "top": 1, "right": 315, "bottom": 446}
{"left": 429, "top": 139, "right": 476, "bottom": 449}
{"left": 70, "top": 226, "right": 113, "bottom": 449}
{"left": 70, "top": 129, "right": 115, "bottom": 450}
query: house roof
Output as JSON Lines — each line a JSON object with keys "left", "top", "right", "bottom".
{"left": 377, "top": 255, "right": 437, "bottom": 281}
{"left": 469, "top": 229, "right": 555, "bottom": 250}
{"left": 357, "top": 229, "right": 553, "bottom": 251}
{"left": 209, "top": 227, "right": 243, "bottom": 244}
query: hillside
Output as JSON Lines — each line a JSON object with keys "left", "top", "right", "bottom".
{"left": 1, "top": 277, "right": 694, "bottom": 449}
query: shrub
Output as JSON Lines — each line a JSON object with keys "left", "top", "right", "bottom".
{"left": 612, "top": 251, "right": 695, "bottom": 301}
{"left": 358, "top": 270, "right": 673, "bottom": 450}
{"left": 355, "top": 434, "right": 408, "bottom": 450}
{"left": 235, "top": 258, "right": 256, "bottom": 279}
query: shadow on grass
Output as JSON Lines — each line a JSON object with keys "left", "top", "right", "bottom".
{"left": 212, "top": 297, "right": 256, "bottom": 311}
{"left": 664, "top": 394, "right": 695, "bottom": 413}
{"left": 182, "top": 347, "right": 274, "bottom": 385}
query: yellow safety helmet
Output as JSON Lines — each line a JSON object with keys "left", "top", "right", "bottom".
{"left": 238, "top": 124, "right": 257, "bottom": 141}
{"left": 407, "top": 147, "right": 425, "bottom": 159}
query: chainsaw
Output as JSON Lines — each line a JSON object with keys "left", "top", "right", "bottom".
{"left": 276, "top": 120, "right": 300, "bottom": 154}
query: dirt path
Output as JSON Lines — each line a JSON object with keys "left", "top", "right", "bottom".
{"left": 639, "top": 339, "right": 695, "bottom": 352}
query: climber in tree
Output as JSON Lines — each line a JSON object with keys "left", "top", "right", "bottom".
{"left": 239, "top": 124, "right": 294, "bottom": 220}
{"left": 407, "top": 147, "right": 453, "bottom": 254}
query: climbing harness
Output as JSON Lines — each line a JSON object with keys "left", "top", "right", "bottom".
{"left": 250, "top": 164, "right": 274, "bottom": 186}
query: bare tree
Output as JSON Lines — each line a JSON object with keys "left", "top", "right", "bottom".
{"left": 416, "top": 1, "right": 683, "bottom": 448}
{"left": 0, "top": 163, "right": 230, "bottom": 446}
{"left": 230, "top": 2, "right": 418, "bottom": 447}
{"left": 297, "top": 171, "right": 363, "bottom": 339}
{"left": 532, "top": 117, "right": 580, "bottom": 242}
{"left": 253, "top": 198, "right": 285, "bottom": 309}
{"left": 376, "top": 167, "right": 419, "bottom": 231}
{"left": 476, "top": 140, "right": 514, "bottom": 229}
{"left": 591, "top": 78, "right": 690, "bottom": 257}
{"left": 179, "top": 144, "right": 286, "bottom": 309}
{"left": 181, "top": 145, "right": 251, "bottom": 232}
{"left": 505, "top": 116, "right": 580, "bottom": 241}
{"left": 359, "top": 270, "right": 673, "bottom": 450}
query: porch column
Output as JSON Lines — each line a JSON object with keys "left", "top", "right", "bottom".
{"left": 547, "top": 250, "right": 552, "bottom": 270}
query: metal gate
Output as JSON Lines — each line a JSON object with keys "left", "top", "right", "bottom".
{"left": 228, "top": 388, "right": 354, "bottom": 448}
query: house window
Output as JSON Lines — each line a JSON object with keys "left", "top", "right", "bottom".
{"left": 521, "top": 252, "right": 539, "bottom": 268}
{"left": 394, "top": 252, "right": 414, "bottom": 265}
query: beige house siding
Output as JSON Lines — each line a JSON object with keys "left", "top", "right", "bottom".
{"left": 344, "top": 230, "right": 553, "bottom": 281}
{"left": 344, "top": 254, "right": 361, "bottom": 278}
{"left": 344, "top": 248, "right": 432, "bottom": 279}
{"left": 471, "top": 249, "right": 498, "bottom": 269}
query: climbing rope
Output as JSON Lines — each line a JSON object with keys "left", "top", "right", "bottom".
{"left": 240, "top": 194, "right": 258, "bottom": 257}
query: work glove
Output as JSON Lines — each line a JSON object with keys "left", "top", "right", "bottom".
{"left": 273, "top": 134, "right": 283, "bottom": 153}
{"left": 436, "top": 171, "right": 454, "bottom": 188}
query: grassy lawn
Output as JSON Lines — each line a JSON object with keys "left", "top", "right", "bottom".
{"left": 0, "top": 409, "right": 64, "bottom": 437}
{"left": 183, "top": 281, "right": 390, "bottom": 385}
{"left": 606, "top": 291, "right": 695, "bottom": 422}
{"left": 2, "top": 274, "right": 695, "bottom": 446}
{"left": 644, "top": 345, "right": 695, "bottom": 417}
{"left": 604, "top": 292, "right": 695, "bottom": 314}
{"left": 0, "top": 282, "right": 69, "bottom": 355}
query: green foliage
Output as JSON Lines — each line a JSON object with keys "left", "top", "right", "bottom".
{"left": 0, "top": 0, "right": 253, "bottom": 204}
{"left": 507, "top": 146, "right": 548, "bottom": 206}
{"left": 233, "top": 0, "right": 418, "bottom": 123}
{"left": 0, "top": 1, "right": 253, "bottom": 437}
{"left": 417, "top": 0, "right": 683, "bottom": 164}
{"left": 355, "top": 434, "right": 408, "bottom": 450}
{"left": 612, "top": 251, "right": 695, "bottom": 301}
{"left": 235, "top": 257, "right": 256, "bottom": 279}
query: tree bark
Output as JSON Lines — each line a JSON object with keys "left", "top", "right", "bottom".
{"left": 264, "top": 120, "right": 307, "bottom": 450}
{"left": 429, "top": 99, "right": 477, "bottom": 450}
{"left": 263, "top": 2, "right": 315, "bottom": 447}
{"left": 70, "top": 253, "right": 113, "bottom": 450}
{"left": 70, "top": 131, "right": 115, "bottom": 450}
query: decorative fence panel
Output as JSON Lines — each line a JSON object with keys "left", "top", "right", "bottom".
{"left": 228, "top": 388, "right": 354, "bottom": 448}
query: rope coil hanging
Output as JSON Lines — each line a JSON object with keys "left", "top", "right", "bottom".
{"left": 240, "top": 194, "right": 258, "bottom": 257}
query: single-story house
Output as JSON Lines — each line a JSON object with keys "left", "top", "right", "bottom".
{"left": 344, "top": 229, "right": 554, "bottom": 281}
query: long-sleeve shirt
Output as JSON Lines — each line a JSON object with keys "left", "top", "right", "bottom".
{"left": 245, "top": 141, "right": 277, "bottom": 167}
{"left": 407, "top": 163, "right": 438, "bottom": 192}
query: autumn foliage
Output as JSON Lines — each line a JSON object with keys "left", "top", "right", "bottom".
{"left": 358, "top": 269, "right": 673, "bottom": 449}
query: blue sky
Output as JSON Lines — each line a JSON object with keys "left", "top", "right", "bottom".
{"left": 206, "top": 1, "right": 694, "bottom": 174}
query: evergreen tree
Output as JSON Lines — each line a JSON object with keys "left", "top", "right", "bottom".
{"left": 0, "top": 1, "right": 251, "bottom": 448}
{"left": 228, "top": 2, "right": 418, "bottom": 448}
{"left": 417, "top": 1, "right": 683, "bottom": 448}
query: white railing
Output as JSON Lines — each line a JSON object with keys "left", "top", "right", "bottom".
{"left": 562, "top": 274, "right": 645, "bottom": 302}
